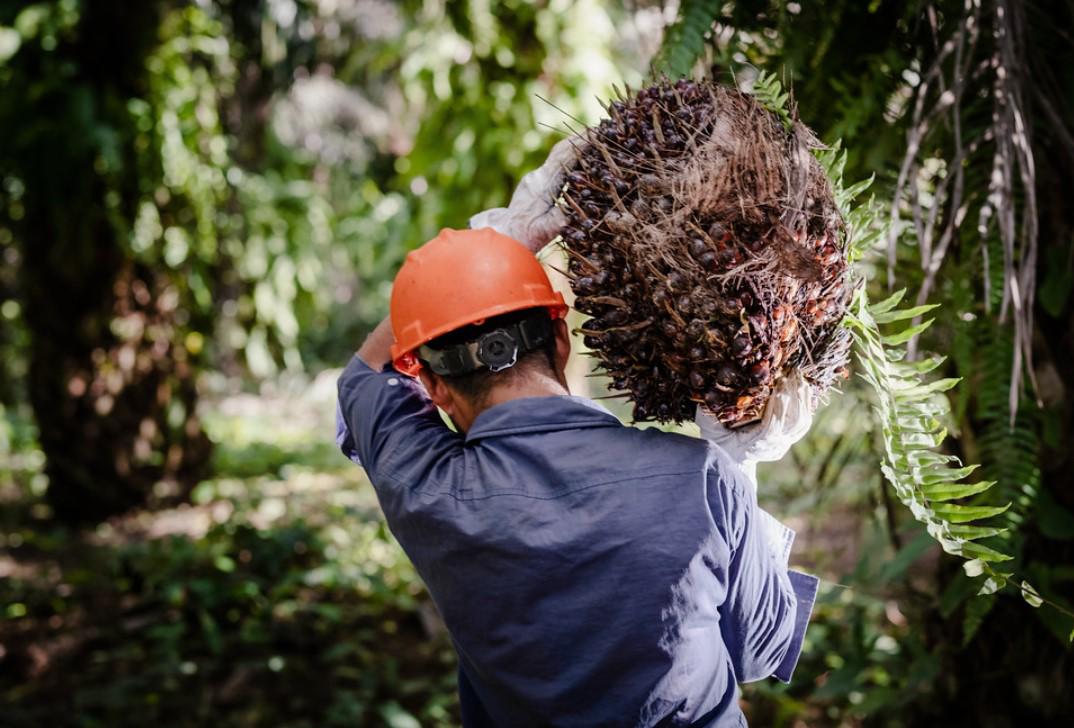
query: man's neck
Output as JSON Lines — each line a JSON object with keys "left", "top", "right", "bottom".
{"left": 449, "top": 368, "right": 571, "bottom": 434}
{"left": 481, "top": 369, "right": 570, "bottom": 411}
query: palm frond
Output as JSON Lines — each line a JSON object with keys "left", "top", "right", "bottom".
{"left": 752, "top": 73, "right": 1032, "bottom": 603}
{"left": 751, "top": 71, "right": 793, "bottom": 131}
{"left": 651, "top": 0, "right": 720, "bottom": 79}
{"left": 887, "top": 0, "right": 1040, "bottom": 425}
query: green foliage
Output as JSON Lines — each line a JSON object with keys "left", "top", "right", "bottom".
{"left": 751, "top": 73, "right": 1027, "bottom": 598}
{"left": 1, "top": 0, "right": 644, "bottom": 384}
{"left": 973, "top": 322, "right": 1040, "bottom": 534}
{"left": 750, "top": 71, "right": 793, "bottom": 130}
{"left": 744, "top": 582, "right": 940, "bottom": 724}
{"left": 1, "top": 1, "right": 1070, "bottom": 724}
{"left": 651, "top": 0, "right": 720, "bottom": 78}
{"left": 1, "top": 451, "right": 457, "bottom": 727}
{"left": 843, "top": 288, "right": 1012, "bottom": 567}
{"left": 0, "top": 0, "right": 645, "bottom": 520}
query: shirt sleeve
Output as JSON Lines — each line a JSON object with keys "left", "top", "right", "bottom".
{"left": 709, "top": 456, "right": 817, "bottom": 684}
{"left": 773, "top": 570, "right": 818, "bottom": 682}
{"left": 336, "top": 355, "right": 463, "bottom": 489}
{"left": 336, "top": 397, "right": 362, "bottom": 465}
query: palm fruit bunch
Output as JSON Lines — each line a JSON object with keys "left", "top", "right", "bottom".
{"left": 558, "top": 78, "right": 852, "bottom": 425}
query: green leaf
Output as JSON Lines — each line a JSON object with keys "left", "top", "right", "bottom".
{"left": 869, "top": 288, "right": 907, "bottom": 315}
{"left": 932, "top": 503, "right": 1011, "bottom": 523}
{"left": 892, "top": 378, "right": 960, "bottom": 401}
{"left": 903, "top": 355, "right": 947, "bottom": 375}
{"left": 921, "top": 479, "right": 994, "bottom": 502}
{"left": 651, "top": 0, "right": 721, "bottom": 78}
{"left": 957, "top": 541, "right": 1014, "bottom": 562}
{"left": 879, "top": 531, "right": 934, "bottom": 582}
{"left": 881, "top": 319, "right": 935, "bottom": 346}
{"left": 872, "top": 304, "right": 941, "bottom": 324}
{"left": 945, "top": 524, "right": 1006, "bottom": 541}
{"left": 910, "top": 450, "right": 962, "bottom": 467}
{"left": 977, "top": 575, "right": 1007, "bottom": 595}
{"left": 1020, "top": 581, "right": 1044, "bottom": 608}
{"left": 840, "top": 174, "right": 874, "bottom": 203}
{"left": 921, "top": 464, "right": 980, "bottom": 485}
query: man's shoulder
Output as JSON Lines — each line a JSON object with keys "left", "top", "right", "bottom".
{"left": 562, "top": 412, "right": 719, "bottom": 477}
{"left": 599, "top": 422, "right": 752, "bottom": 501}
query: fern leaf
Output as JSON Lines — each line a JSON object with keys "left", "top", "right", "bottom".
{"left": 651, "top": 0, "right": 721, "bottom": 79}
{"left": 881, "top": 319, "right": 936, "bottom": 346}
{"left": 891, "top": 378, "right": 961, "bottom": 401}
{"left": 903, "top": 356, "right": 947, "bottom": 375}
{"left": 742, "top": 71, "right": 1031, "bottom": 605}
{"left": 872, "top": 303, "right": 941, "bottom": 324}
{"left": 946, "top": 524, "right": 1007, "bottom": 541}
{"left": 869, "top": 288, "right": 907, "bottom": 315}
{"left": 932, "top": 503, "right": 1011, "bottom": 523}
{"left": 751, "top": 71, "right": 794, "bottom": 130}
{"left": 921, "top": 479, "right": 994, "bottom": 501}
{"left": 921, "top": 463, "right": 981, "bottom": 484}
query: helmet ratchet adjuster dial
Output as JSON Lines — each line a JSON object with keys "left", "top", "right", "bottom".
{"left": 477, "top": 330, "right": 518, "bottom": 372}
{"left": 418, "top": 316, "right": 552, "bottom": 376}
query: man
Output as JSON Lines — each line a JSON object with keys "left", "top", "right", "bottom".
{"left": 336, "top": 141, "right": 818, "bottom": 727}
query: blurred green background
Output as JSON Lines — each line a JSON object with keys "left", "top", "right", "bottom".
{"left": 2, "top": 1, "right": 1073, "bottom": 726}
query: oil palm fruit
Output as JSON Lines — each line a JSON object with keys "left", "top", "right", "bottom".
{"left": 559, "top": 78, "right": 852, "bottom": 426}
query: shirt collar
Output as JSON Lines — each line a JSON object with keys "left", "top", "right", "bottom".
{"left": 465, "top": 395, "right": 621, "bottom": 443}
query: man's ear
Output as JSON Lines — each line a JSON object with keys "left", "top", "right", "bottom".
{"left": 418, "top": 369, "right": 459, "bottom": 420}
{"left": 552, "top": 318, "right": 571, "bottom": 375}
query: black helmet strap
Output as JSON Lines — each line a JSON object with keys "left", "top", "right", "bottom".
{"left": 418, "top": 315, "right": 553, "bottom": 376}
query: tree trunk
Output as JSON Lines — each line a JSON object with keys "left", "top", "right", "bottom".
{"left": 5, "top": 0, "right": 211, "bottom": 523}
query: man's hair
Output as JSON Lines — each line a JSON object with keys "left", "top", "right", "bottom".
{"left": 420, "top": 307, "right": 557, "bottom": 404}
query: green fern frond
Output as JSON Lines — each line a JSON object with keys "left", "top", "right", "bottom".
{"left": 814, "top": 140, "right": 882, "bottom": 263}
{"left": 748, "top": 73, "right": 1029, "bottom": 601}
{"left": 975, "top": 320, "right": 1041, "bottom": 535}
{"left": 844, "top": 291, "right": 1012, "bottom": 571}
{"left": 651, "top": 0, "right": 721, "bottom": 79}
{"left": 751, "top": 71, "right": 794, "bottom": 131}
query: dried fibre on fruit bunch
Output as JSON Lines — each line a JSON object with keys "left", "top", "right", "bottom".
{"left": 559, "top": 79, "right": 852, "bottom": 426}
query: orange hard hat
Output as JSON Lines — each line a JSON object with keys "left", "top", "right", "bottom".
{"left": 389, "top": 228, "right": 568, "bottom": 376}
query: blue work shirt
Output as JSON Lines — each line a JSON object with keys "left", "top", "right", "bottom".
{"left": 336, "top": 356, "right": 817, "bottom": 727}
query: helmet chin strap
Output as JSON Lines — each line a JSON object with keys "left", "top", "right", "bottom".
{"left": 418, "top": 316, "right": 552, "bottom": 377}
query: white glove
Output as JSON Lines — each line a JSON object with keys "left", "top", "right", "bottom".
{"left": 469, "top": 135, "right": 583, "bottom": 253}
{"left": 695, "top": 371, "right": 815, "bottom": 486}
{"left": 698, "top": 373, "right": 815, "bottom": 568}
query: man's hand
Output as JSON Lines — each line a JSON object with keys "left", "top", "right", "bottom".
{"left": 356, "top": 316, "right": 395, "bottom": 371}
{"left": 696, "top": 372, "right": 815, "bottom": 485}
{"left": 469, "top": 135, "right": 583, "bottom": 253}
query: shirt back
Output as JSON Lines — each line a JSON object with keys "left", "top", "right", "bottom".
{"left": 337, "top": 357, "right": 815, "bottom": 727}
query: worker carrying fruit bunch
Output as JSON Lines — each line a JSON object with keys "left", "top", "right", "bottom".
{"left": 336, "top": 137, "right": 818, "bottom": 728}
